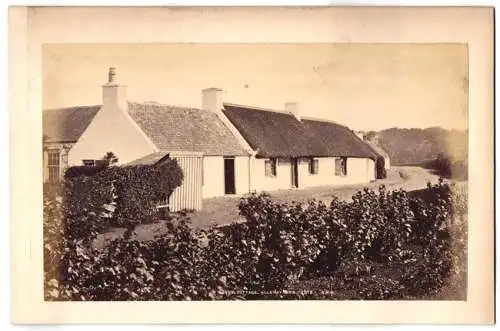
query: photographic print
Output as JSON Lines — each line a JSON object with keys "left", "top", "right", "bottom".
{"left": 10, "top": 6, "right": 493, "bottom": 324}
{"left": 42, "top": 43, "right": 468, "bottom": 302}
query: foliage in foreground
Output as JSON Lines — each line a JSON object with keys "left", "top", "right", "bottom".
{"left": 44, "top": 180, "right": 467, "bottom": 301}
{"left": 62, "top": 158, "right": 183, "bottom": 242}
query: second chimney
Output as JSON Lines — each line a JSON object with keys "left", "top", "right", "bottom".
{"left": 202, "top": 88, "right": 223, "bottom": 113}
{"left": 285, "top": 102, "right": 301, "bottom": 121}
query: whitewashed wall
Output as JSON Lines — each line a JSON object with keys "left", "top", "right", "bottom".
{"left": 202, "top": 156, "right": 224, "bottom": 198}
{"left": 68, "top": 104, "right": 157, "bottom": 166}
{"left": 202, "top": 156, "right": 251, "bottom": 198}
{"left": 250, "top": 156, "right": 375, "bottom": 192}
{"left": 250, "top": 157, "right": 292, "bottom": 192}
{"left": 343, "top": 157, "right": 376, "bottom": 185}
{"left": 369, "top": 158, "right": 377, "bottom": 180}
{"left": 234, "top": 156, "right": 250, "bottom": 195}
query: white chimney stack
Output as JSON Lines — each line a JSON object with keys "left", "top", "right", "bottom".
{"left": 285, "top": 102, "right": 301, "bottom": 121}
{"left": 102, "top": 66, "right": 127, "bottom": 111}
{"left": 354, "top": 131, "right": 367, "bottom": 141}
{"left": 202, "top": 87, "right": 223, "bottom": 113}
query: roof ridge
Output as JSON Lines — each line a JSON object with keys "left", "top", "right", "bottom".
{"left": 128, "top": 101, "right": 205, "bottom": 112}
{"left": 43, "top": 104, "right": 102, "bottom": 112}
{"left": 301, "top": 115, "right": 345, "bottom": 127}
{"left": 223, "top": 102, "right": 294, "bottom": 116}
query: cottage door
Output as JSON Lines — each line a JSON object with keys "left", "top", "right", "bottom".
{"left": 291, "top": 158, "right": 299, "bottom": 188}
{"left": 224, "top": 157, "right": 236, "bottom": 195}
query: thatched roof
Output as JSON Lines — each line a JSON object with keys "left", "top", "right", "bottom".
{"left": 221, "top": 104, "right": 327, "bottom": 158}
{"left": 301, "top": 118, "right": 378, "bottom": 158}
{"left": 365, "top": 140, "right": 390, "bottom": 159}
{"left": 222, "top": 104, "right": 377, "bottom": 159}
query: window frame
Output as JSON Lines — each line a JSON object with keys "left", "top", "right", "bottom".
{"left": 47, "top": 149, "right": 61, "bottom": 182}
{"left": 265, "top": 158, "right": 278, "bottom": 177}
{"left": 308, "top": 158, "right": 319, "bottom": 175}
{"left": 334, "top": 157, "right": 348, "bottom": 177}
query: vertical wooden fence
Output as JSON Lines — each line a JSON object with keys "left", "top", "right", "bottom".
{"left": 168, "top": 151, "right": 204, "bottom": 212}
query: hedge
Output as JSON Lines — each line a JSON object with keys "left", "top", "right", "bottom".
{"left": 62, "top": 158, "right": 183, "bottom": 240}
{"left": 44, "top": 180, "right": 467, "bottom": 301}
{"left": 423, "top": 153, "right": 468, "bottom": 180}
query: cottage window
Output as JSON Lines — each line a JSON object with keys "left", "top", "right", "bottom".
{"left": 335, "top": 157, "right": 347, "bottom": 176}
{"left": 265, "top": 158, "right": 277, "bottom": 177}
{"left": 47, "top": 150, "right": 60, "bottom": 182}
{"left": 308, "top": 158, "right": 319, "bottom": 175}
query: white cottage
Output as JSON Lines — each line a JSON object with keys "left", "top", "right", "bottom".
{"left": 43, "top": 67, "right": 378, "bottom": 209}
{"left": 219, "top": 100, "right": 378, "bottom": 192}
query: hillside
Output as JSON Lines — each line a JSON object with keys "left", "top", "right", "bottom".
{"left": 366, "top": 127, "right": 468, "bottom": 166}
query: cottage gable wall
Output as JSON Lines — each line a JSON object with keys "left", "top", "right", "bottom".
{"left": 68, "top": 69, "right": 157, "bottom": 166}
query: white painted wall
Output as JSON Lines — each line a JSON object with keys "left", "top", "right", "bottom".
{"left": 249, "top": 156, "right": 375, "bottom": 192}
{"left": 202, "top": 156, "right": 251, "bottom": 198}
{"left": 296, "top": 157, "right": 374, "bottom": 188}
{"left": 202, "top": 156, "right": 224, "bottom": 198}
{"left": 234, "top": 156, "right": 250, "bottom": 195}
{"left": 68, "top": 85, "right": 158, "bottom": 166}
{"left": 250, "top": 158, "right": 293, "bottom": 192}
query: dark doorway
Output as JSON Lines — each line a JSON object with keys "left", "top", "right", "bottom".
{"left": 291, "top": 158, "right": 299, "bottom": 188}
{"left": 224, "top": 157, "right": 236, "bottom": 195}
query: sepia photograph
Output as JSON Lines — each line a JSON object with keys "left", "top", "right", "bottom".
{"left": 42, "top": 43, "right": 469, "bottom": 301}
{"left": 10, "top": 6, "right": 493, "bottom": 324}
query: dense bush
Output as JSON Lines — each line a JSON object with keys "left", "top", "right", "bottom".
{"left": 62, "top": 159, "right": 183, "bottom": 239}
{"left": 424, "top": 153, "right": 468, "bottom": 180}
{"left": 44, "top": 181, "right": 467, "bottom": 301}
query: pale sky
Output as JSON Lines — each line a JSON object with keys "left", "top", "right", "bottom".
{"left": 43, "top": 43, "right": 468, "bottom": 131}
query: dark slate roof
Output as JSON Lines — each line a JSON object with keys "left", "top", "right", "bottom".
{"left": 127, "top": 102, "right": 248, "bottom": 156}
{"left": 43, "top": 105, "right": 101, "bottom": 143}
{"left": 222, "top": 104, "right": 377, "bottom": 159}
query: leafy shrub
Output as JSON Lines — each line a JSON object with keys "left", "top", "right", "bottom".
{"left": 62, "top": 158, "right": 183, "bottom": 239}
{"left": 111, "top": 161, "right": 183, "bottom": 227}
{"left": 44, "top": 180, "right": 466, "bottom": 301}
{"left": 424, "top": 153, "right": 468, "bottom": 180}
{"left": 64, "top": 165, "right": 107, "bottom": 179}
